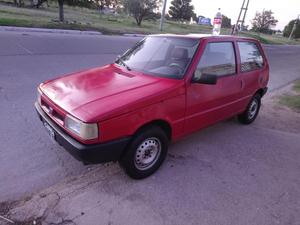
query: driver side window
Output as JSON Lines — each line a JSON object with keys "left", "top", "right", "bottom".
{"left": 195, "top": 42, "right": 236, "bottom": 79}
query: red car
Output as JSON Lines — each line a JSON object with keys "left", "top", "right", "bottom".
{"left": 35, "top": 34, "right": 269, "bottom": 179}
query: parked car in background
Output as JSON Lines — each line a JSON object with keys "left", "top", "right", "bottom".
{"left": 35, "top": 34, "right": 269, "bottom": 179}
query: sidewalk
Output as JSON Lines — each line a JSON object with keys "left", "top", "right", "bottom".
{"left": 0, "top": 26, "right": 146, "bottom": 37}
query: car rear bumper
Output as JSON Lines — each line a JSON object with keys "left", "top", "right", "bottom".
{"left": 35, "top": 102, "right": 131, "bottom": 164}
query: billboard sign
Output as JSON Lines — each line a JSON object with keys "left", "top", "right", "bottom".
{"left": 198, "top": 17, "right": 211, "bottom": 26}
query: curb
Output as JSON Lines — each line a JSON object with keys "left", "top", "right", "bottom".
{"left": 0, "top": 26, "right": 102, "bottom": 35}
{"left": 123, "top": 33, "right": 146, "bottom": 37}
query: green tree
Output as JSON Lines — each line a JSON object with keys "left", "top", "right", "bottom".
{"left": 14, "top": 0, "right": 24, "bottom": 7}
{"left": 221, "top": 15, "right": 231, "bottom": 28}
{"left": 251, "top": 10, "right": 278, "bottom": 33}
{"left": 33, "top": 0, "right": 49, "bottom": 8}
{"left": 98, "top": 0, "right": 119, "bottom": 9}
{"left": 191, "top": 12, "right": 198, "bottom": 22}
{"left": 168, "top": 0, "right": 195, "bottom": 21}
{"left": 283, "top": 19, "right": 300, "bottom": 38}
{"left": 123, "top": 0, "right": 159, "bottom": 26}
{"left": 64, "top": 0, "right": 97, "bottom": 8}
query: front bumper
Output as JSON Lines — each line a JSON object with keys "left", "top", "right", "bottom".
{"left": 35, "top": 102, "right": 131, "bottom": 164}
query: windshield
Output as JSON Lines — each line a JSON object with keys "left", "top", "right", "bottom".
{"left": 116, "top": 36, "right": 200, "bottom": 79}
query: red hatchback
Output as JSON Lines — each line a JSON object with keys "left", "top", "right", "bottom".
{"left": 35, "top": 34, "right": 269, "bottom": 179}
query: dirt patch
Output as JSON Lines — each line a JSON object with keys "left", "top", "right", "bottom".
{"left": 0, "top": 200, "right": 42, "bottom": 225}
{"left": 7, "top": 218, "right": 42, "bottom": 225}
{"left": 0, "top": 201, "right": 15, "bottom": 215}
{"left": 257, "top": 82, "right": 300, "bottom": 134}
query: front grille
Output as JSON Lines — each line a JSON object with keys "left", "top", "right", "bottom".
{"left": 41, "top": 99, "right": 65, "bottom": 124}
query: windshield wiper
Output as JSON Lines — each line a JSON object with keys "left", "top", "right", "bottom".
{"left": 115, "top": 56, "right": 131, "bottom": 71}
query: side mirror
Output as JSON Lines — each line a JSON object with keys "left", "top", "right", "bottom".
{"left": 192, "top": 71, "right": 218, "bottom": 85}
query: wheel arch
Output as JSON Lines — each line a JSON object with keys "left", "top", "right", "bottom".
{"left": 255, "top": 87, "right": 267, "bottom": 98}
{"left": 134, "top": 119, "right": 172, "bottom": 141}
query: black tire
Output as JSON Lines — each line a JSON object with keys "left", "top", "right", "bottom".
{"left": 238, "top": 93, "right": 261, "bottom": 124}
{"left": 119, "top": 126, "right": 169, "bottom": 179}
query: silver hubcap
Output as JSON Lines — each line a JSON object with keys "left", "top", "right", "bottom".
{"left": 248, "top": 99, "right": 258, "bottom": 120}
{"left": 134, "top": 137, "right": 161, "bottom": 171}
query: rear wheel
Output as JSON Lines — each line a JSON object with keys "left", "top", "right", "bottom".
{"left": 238, "top": 93, "right": 261, "bottom": 124}
{"left": 119, "top": 126, "right": 169, "bottom": 179}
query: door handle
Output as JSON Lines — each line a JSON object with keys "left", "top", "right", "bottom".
{"left": 240, "top": 80, "right": 245, "bottom": 89}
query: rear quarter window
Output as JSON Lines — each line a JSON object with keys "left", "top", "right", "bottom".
{"left": 238, "top": 42, "right": 264, "bottom": 72}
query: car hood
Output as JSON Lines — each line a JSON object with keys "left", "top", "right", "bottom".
{"left": 40, "top": 64, "right": 183, "bottom": 122}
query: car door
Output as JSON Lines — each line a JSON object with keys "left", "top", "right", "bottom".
{"left": 184, "top": 40, "right": 243, "bottom": 134}
{"left": 236, "top": 41, "right": 267, "bottom": 108}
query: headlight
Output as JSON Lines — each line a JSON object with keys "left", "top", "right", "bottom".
{"left": 37, "top": 88, "right": 42, "bottom": 105}
{"left": 64, "top": 115, "right": 98, "bottom": 140}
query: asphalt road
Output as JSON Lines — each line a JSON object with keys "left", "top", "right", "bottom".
{"left": 0, "top": 30, "right": 300, "bottom": 208}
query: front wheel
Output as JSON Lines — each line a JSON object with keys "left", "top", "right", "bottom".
{"left": 119, "top": 126, "right": 169, "bottom": 179}
{"left": 238, "top": 94, "right": 261, "bottom": 124}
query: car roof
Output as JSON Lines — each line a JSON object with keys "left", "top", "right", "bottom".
{"left": 149, "top": 33, "right": 258, "bottom": 42}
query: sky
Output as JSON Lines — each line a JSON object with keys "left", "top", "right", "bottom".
{"left": 166, "top": 0, "right": 300, "bottom": 30}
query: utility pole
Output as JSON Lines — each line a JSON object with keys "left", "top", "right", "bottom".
{"left": 232, "top": 0, "right": 250, "bottom": 35}
{"left": 289, "top": 14, "right": 300, "bottom": 40}
{"left": 159, "top": 0, "right": 168, "bottom": 31}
